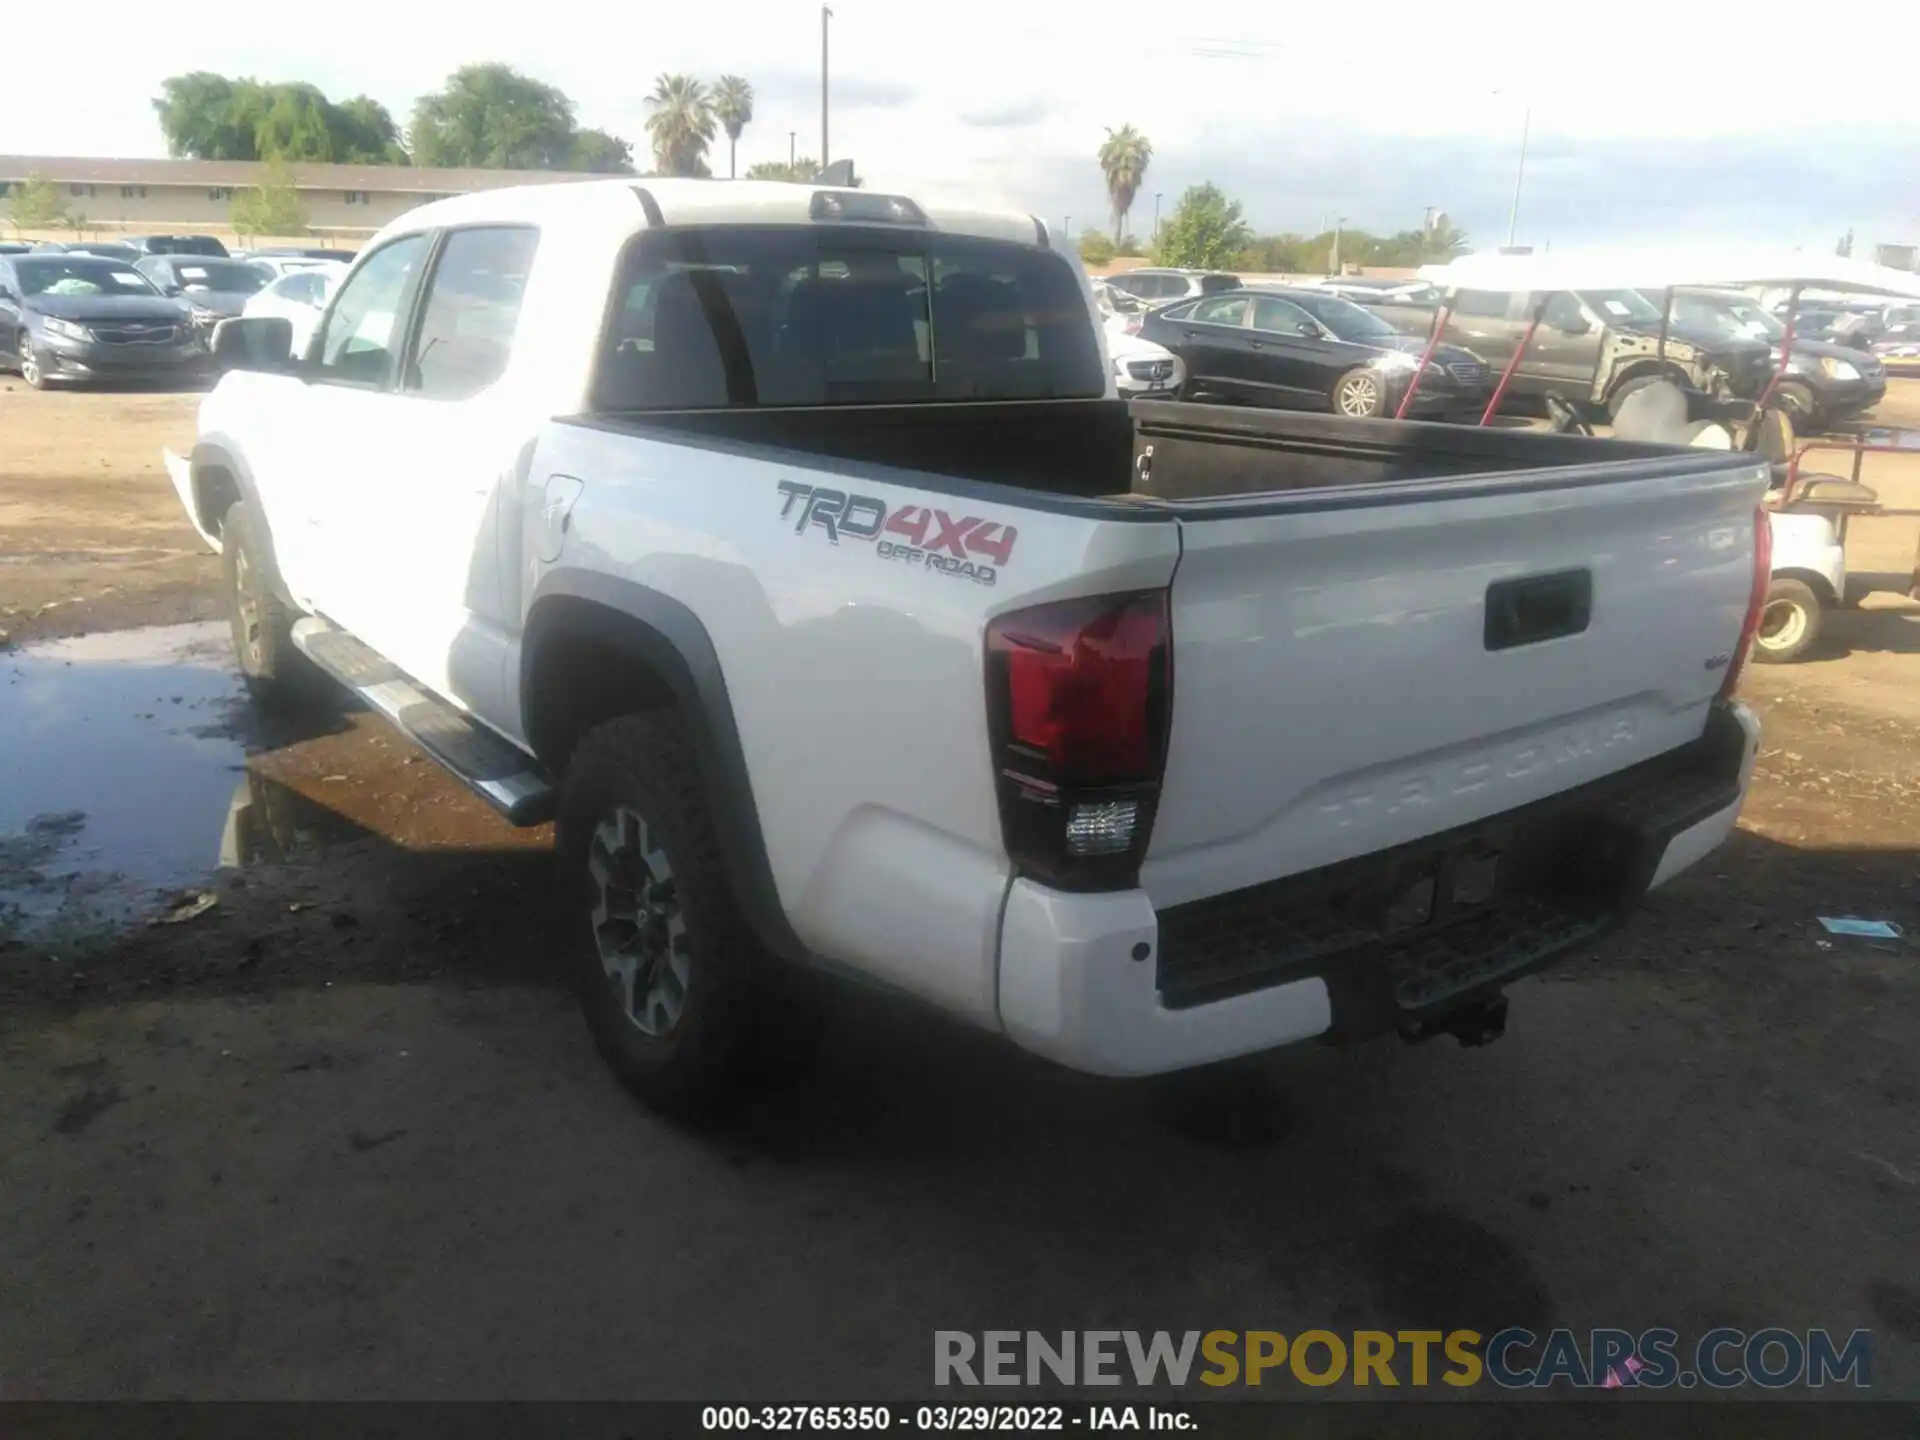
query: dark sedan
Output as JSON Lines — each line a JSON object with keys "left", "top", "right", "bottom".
{"left": 134, "top": 256, "right": 272, "bottom": 341}
{"left": 0, "top": 255, "right": 205, "bottom": 389}
{"left": 1141, "top": 287, "right": 1493, "bottom": 419}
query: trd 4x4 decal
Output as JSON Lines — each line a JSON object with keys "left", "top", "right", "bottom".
{"left": 776, "top": 480, "right": 1016, "bottom": 587}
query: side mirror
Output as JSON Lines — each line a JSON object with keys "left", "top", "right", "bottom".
{"left": 1558, "top": 315, "right": 1591, "bottom": 336}
{"left": 1296, "top": 321, "right": 1321, "bottom": 337}
{"left": 161, "top": 284, "right": 183, "bottom": 297}
{"left": 0, "top": 285, "right": 14, "bottom": 302}
{"left": 211, "top": 316, "right": 294, "bottom": 372}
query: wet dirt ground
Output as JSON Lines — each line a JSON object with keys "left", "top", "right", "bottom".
{"left": 1, "top": 384, "right": 1918, "bottom": 1401}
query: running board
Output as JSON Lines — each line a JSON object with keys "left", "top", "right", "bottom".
{"left": 290, "top": 617, "right": 554, "bottom": 826}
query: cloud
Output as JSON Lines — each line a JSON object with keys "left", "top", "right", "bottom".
{"left": 751, "top": 71, "right": 916, "bottom": 114}
{"left": 919, "top": 122, "right": 1920, "bottom": 251}
{"left": 958, "top": 99, "right": 1055, "bottom": 129}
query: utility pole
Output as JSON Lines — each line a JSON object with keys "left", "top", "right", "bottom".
{"left": 789, "top": 131, "right": 796, "bottom": 168}
{"left": 1153, "top": 192, "right": 1162, "bottom": 241}
{"left": 1506, "top": 105, "right": 1531, "bottom": 248}
{"left": 1064, "top": 215, "right": 1072, "bottom": 241}
{"left": 821, "top": 6, "right": 833, "bottom": 170}
{"left": 1330, "top": 216, "right": 1346, "bottom": 276}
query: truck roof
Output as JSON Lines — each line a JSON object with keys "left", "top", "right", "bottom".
{"left": 379, "top": 178, "right": 1049, "bottom": 250}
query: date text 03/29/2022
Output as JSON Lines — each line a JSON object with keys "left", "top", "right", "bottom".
{"left": 701, "top": 1405, "right": 1191, "bottom": 1432}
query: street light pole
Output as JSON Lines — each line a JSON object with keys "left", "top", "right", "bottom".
{"left": 1506, "top": 105, "right": 1531, "bottom": 248}
{"left": 789, "top": 131, "right": 796, "bottom": 168}
{"left": 1153, "top": 192, "right": 1162, "bottom": 241}
{"left": 821, "top": 6, "right": 833, "bottom": 170}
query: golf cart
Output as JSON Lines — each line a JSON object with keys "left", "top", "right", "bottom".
{"left": 1397, "top": 248, "right": 1920, "bottom": 663}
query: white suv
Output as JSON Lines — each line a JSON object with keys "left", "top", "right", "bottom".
{"left": 1100, "top": 267, "right": 1242, "bottom": 304}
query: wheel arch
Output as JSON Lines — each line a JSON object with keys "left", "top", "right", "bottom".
{"left": 522, "top": 575, "right": 808, "bottom": 965}
{"left": 1602, "top": 358, "right": 1693, "bottom": 403}
{"left": 190, "top": 440, "right": 298, "bottom": 605}
{"left": 1773, "top": 566, "right": 1837, "bottom": 606}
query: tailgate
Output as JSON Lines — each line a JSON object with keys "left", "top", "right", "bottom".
{"left": 1142, "top": 456, "right": 1767, "bottom": 909}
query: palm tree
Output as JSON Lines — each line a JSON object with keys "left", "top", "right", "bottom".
{"left": 645, "top": 74, "right": 717, "bottom": 177}
{"left": 1098, "top": 125, "right": 1153, "bottom": 245}
{"left": 1422, "top": 220, "right": 1470, "bottom": 261}
{"left": 713, "top": 76, "right": 754, "bottom": 179}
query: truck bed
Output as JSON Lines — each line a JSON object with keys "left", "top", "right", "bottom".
{"left": 570, "top": 398, "right": 1743, "bottom": 505}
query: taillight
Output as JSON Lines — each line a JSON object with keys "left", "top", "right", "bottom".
{"left": 984, "top": 590, "right": 1172, "bottom": 890}
{"left": 1124, "top": 317, "right": 1142, "bottom": 335}
{"left": 1719, "top": 504, "right": 1773, "bottom": 700}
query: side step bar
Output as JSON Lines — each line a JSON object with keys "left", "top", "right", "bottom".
{"left": 290, "top": 617, "right": 555, "bottom": 826}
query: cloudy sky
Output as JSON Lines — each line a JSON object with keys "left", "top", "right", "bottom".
{"left": 16, "top": 0, "right": 1920, "bottom": 251}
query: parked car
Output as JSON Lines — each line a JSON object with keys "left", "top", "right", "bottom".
{"left": 246, "top": 255, "right": 341, "bottom": 281}
{"left": 1107, "top": 329, "right": 1185, "bottom": 398}
{"left": 0, "top": 254, "right": 204, "bottom": 389}
{"left": 1101, "top": 267, "right": 1243, "bottom": 304}
{"left": 250, "top": 245, "right": 357, "bottom": 263}
{"left": 1314, "top": 278, "right": 1451, "bottom": 335}
{"left": 1141, "top": 287, "right": 1492, "bottom": 418}
{"left": 135, "top": 255, "right": 273, "bottom": 341}
{"left": 169, "top": 179, "right": 1766, "bottom": 1114}
{"left": 1414, "top": 285, "right": 1776, "bottom": 418}
{"left": 0, "top": 241, "right": 32, "bottom": 255}
{"left": 240, "top": 262, "right": 345, "bottom": 357}
{"left": 30, "top": 240, "right": 144, "bottom": 262}
{"left": 1669, "top": 289, "right": 1885, "bottom": 429}
{"left": 124, "top": 234, "right": 231, "bottom": 258}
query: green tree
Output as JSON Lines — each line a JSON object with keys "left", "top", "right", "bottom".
{"left": 1097, "top": 125, "right": 1152, "bottom": 245}
{"left": 410, "top": 64, "right": 579, "bottom": 169}
{"left": 744, "top": 157, "right": 819, "bottom": 182}
{"left": 254, "top": 83, "right": 339, "bottom": 161}
{"left": 230, "top": 161, "right": 308, "bottom": 240}
{"left": 713, "top": 76, "right": 754, "bottom": 180}
{"left": 1078, "top": 231, "right": 1116, "bottom": 266}
{"left": 5, "top": 173, "right": 65, "bottom": 236}
{"left": 332, "top": 96, "right": 407, "bottom": 163}
{"left": 154, "top": 74, "right": 408, "bottom": 164}
{"left": 154, "top": 72, "right": 257, "bottom": 159}
{"left": 570, "top": 128, "right": 636, "bottom": 174}
{"left": 645, "top": 74, "right": 716, "bottom": 178}
{"left": 1154, "top": 184, "right": 1251, "bottom": 270}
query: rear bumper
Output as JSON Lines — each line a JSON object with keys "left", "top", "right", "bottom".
{"left": 997, "top": 701, "right": 1758, "bottom": 1076}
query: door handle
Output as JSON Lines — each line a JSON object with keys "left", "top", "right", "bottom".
{"left": 1485, "top": 570, "right": 1592, "bottom": 650}
{"left": 1249, "top": 340, "right": 1266, "bottom": 350}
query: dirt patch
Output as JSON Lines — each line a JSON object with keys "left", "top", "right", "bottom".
{"left": 0, "top": 386, "right": 217, "bottom": 646}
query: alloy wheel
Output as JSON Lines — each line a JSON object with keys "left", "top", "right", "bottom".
{"left": 587, "top": 806, "right": 691, "bottom": 1037}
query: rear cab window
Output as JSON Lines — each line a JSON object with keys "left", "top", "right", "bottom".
{"left": 591, "top": 225, "right": 1104, "bottom": 410}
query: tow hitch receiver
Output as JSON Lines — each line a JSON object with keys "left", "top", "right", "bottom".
{"left": 1399, "top": 994, "right": 1509, "bottom": 1048}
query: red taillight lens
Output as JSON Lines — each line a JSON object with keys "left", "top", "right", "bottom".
{"left": 1124, "top": 317, "right": 1142, "bottom": 335}
{"left": 986, "top": 591, "right": 1172, "bottom": 890}
{"left": 1719, "top": 505, "right": 1772, "bottom": 700}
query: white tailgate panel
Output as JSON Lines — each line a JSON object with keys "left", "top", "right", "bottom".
{"left": 1143, "top": 462, "right": 1767, "bottom": 909}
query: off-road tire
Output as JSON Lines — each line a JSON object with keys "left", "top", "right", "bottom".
{"left": 1752, "top": 577, "right": 1822, "bottom": 664}
{"left": 222, "top": 499, "right": 328, "bottom": 708}
{"left": 558, "top": 712, "right": 791, "bottom": 1118}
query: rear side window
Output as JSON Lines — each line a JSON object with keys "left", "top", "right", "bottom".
{"left": 1191, "top": 295, "right": 1251, "bottom": 326}
{"left": 403, "top": 226, "right": 539, "bottom": 400}
{"left": 592, "top": 226, "right": 1103, "bottom": 409}
{"left": 1197, "top": 273, "right": 1241, "bottom": 295}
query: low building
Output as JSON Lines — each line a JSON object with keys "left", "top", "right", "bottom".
{"left": 0, "top": 155, "right": 607, "bottom": 239}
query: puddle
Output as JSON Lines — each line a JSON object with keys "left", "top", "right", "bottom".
{"left": 0, "top": 623, "right": 356, "bottom": 940}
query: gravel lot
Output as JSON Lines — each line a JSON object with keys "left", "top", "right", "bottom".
{"left": 2, "top": 379, "right": 1918, "bottom": 1402}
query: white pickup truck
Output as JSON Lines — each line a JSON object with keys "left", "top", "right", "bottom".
{"left": 168, "top": 178, "right": 1770, "bottom": 1114}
